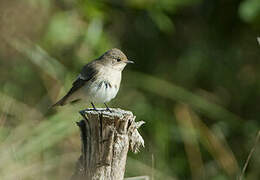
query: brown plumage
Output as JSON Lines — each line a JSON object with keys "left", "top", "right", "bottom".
{"left": 51, "top": 48, "right": 134, "bottom": 108}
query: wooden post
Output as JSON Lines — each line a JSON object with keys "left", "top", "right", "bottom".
{"left": 71, "top": 108, "right": 145, "bottom": 180}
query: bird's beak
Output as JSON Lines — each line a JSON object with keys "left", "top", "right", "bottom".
{"left": 125, "top": 60, "right": 134, "bottom": 64}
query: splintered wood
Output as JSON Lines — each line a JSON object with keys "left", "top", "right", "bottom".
{"left": 71, "top": 108, "right": 145, "bottom": 180}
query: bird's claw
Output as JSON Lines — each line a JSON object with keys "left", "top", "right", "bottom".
{"left": 106, "top": 108, "right": 112, "bottom": 113}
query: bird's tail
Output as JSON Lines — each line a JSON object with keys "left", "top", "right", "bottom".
{"left": 50, "top": 95, "right": 68, "bottom": 108}
{"left": 50, "top": 86, "right": 81, "bottom": 108}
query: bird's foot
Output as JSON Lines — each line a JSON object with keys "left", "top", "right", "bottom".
{"left": 104, "top": 103, "right": 112, "bottom": 113}
{"left": 106, "top": 108, "right": 112, "bottom": 113}
{"left": 79, "top": 107, "right": 100, "bottom": 118}
{"left": 91, "top": 102, "right": 99, "bottom": 112}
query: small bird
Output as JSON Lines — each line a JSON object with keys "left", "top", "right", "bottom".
{"left": 52, "top": 48, "right": 134, "bottom": 118}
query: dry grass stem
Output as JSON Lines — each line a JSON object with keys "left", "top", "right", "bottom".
{"left": 238, "top": 130, "right": 260, "bottom": 180}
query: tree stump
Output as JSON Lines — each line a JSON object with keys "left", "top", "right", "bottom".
{"left": 71, "top": 108, "right": 145, "bottom": 180}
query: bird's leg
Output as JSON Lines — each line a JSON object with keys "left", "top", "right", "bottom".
{"left": 79, "top": 102, "right": 98, "bottom": 119}
{"left": 104, "top": 103, "right": 112, "bottom": 113}
{"left": 91, "top": 102, "right": 98, "bottom": 111}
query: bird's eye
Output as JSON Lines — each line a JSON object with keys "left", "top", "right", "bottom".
{"left": 116, "top": 58, "right": 121, "bottom": 62}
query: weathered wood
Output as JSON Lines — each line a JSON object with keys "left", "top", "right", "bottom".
{"left": 71, "top": 108, "right": 145, "bottom": 180}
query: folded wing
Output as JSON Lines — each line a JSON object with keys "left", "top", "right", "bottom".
{"left": 51, "top": 62, "right": 98, "bottom": 107}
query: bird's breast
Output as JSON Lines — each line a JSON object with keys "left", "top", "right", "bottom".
{"left": 88, "top": 80, "right": 120, "bottom": 103}
{"left": 82, "top": 69, "right": 121, "bottom": 103}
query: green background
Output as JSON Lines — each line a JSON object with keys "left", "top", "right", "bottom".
{"left": 0, "top": 0, "right": 259, "bottom": 179}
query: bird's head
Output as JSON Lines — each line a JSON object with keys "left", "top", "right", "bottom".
{"left": 100, "top": 48, "right": 134, "bottom": 71}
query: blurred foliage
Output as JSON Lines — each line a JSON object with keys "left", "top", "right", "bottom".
{"left": 0, "top": 0, "right": 260, "bottom": 179}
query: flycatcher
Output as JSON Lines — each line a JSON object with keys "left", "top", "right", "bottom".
{"left": 52, "top": 48, "right": 134, "bottom": 117}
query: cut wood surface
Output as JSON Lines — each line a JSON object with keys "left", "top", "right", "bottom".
{"left": 71, "top": 108, "right": 145, "bottom": 180}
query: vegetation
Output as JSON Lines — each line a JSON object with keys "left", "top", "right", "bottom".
{"left": 0, "top": 0, "right": 259, "bottom": 179}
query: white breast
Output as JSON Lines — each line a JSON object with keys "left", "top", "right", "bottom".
{"left": 81, "top": 68, "right": 121, "bottom": 103}
{"left": 88, "top": 80, "right": 119, "bottom": 103}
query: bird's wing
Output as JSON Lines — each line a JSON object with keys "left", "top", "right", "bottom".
{"left": 73, "top": 62, "right": 98, "bottom": 88}
{"left": 52, "top": 62, "right": 98, "bottom": 106}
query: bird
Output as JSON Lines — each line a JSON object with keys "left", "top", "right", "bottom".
{"left": 51, "top": 48, "right": 134, "bottom": 118}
